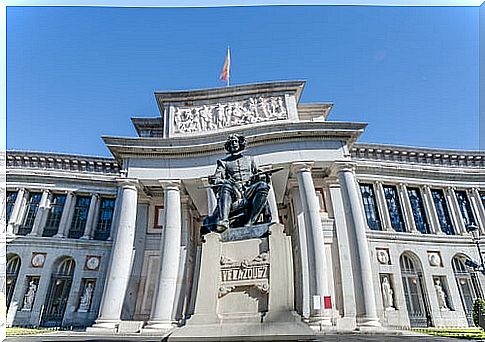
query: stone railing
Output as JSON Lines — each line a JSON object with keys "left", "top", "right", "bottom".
{"left": 351, "top": 143, "right": 485, "bottom": 168}
{"left": 7, "top": 151, "right": 120, "bottom": 175}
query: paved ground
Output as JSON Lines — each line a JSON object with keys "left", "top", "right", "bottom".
{"left": 5, "top": 332, "right": 467, "bottom": 342}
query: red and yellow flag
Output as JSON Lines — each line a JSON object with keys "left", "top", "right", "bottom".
{"left": 220, "top": 47, "right": 231, "bottom": 83}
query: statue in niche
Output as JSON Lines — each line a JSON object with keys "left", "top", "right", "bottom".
{"left": 22, "top": 280, "right": 37, "bottom": 311}
{"left": 381, "top": 276, "right": 395, "bottom": 310}
{"left": 434, "top": 278, "right": 449, "bottom": 310}
{"left": 202, "top": 134, "right": 280, "bottom": 234}
{"left": 78, "top": 282, "right": 95, "bottom": 312}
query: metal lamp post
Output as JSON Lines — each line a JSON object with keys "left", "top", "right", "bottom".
{"left": 466, "top": 224, "right": 485, "bottom": 276}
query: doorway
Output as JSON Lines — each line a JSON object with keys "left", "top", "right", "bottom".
{"left": 400, "top": 253, "right": 431, "bottom": 327}
{"left": 41, "top": 257, "right": 75, "bottom": 327}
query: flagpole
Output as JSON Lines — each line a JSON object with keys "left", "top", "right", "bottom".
{"left": 227, "top": 46, "right": 230, "bottom": 87}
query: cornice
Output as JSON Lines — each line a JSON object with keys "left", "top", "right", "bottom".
{"left": 367, "top": 230, "right": 479, "bottom": 247}
{"left": 104, "top": 121, "right": 367, "bottom": 160}
{"left": 351, "top": 143, "right": 485, "bottom": 168}
{"left": 7, "top": 151, "right": 120, "bottom": 176}
{"left": 154, "top": 80, "right": 306, "bottom": 111}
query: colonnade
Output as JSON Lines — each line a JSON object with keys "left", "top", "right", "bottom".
{"left": 91, "top": 162, "right": 382, "bottom": 332}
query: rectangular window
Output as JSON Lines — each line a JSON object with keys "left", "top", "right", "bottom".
{"left": 18, "top": 192, "right": 42, "bottom": 235}
{"left": 431, "top": 189, "right": 454, "bottom": 235}
{"left": 93, "top": 197, "right": 115, "bottom": 241}
{"left": 480, "top": 191, "right": 485, "bottom": 210}
{"left": 6, "top": 191, "right": 18, "bottom": 222}
{"left": 153, "top": 205, "right": 164, "bottom": 228}
{"left": 407, "top": 188, "right": 429, "bottom": 234}
{"left": 455, "top": 190, "right": 476, "bottom": 228}
{"left": 359, "top": 184, "right": 381, "bottom": 230}
{"left": 383, "top": 185, "right": 405, "bottom": 232}
{"left": 68, "top": 195, "right": 91, "bottom": 239}
{"left": 316, "top": 188, "right": 327, "bottom": 212}
{"left": 43, "top": 194, "right": 66, "bottom": 237}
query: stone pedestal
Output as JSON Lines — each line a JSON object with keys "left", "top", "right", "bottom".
{"left": 169, "top": 223, "right": 315, "bottom": 341}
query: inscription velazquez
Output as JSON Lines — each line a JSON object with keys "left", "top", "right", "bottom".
{"left": 221, "top": 265, "right": 269, "bottom": 282}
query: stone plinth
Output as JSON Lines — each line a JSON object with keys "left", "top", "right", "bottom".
{"left": 169, "top": 223, "right": 315, "bottom": 341}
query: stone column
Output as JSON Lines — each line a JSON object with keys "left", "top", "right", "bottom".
{"left": 268, "top": 180, "right": 280, "bottom": 224}
{"left": 375, "top": 181, "right": 391, "bottom": 231}
{"left": 292, "top": 162, "right": 332, "bottom": 327}
{"left": 202, "top": 177, "right": 217, "bottom": 215}
{"left": 146, "top": 181, "right": 182, "bottom": 331}
{"left": 54, "top": 191, "right": 75, "bottom": 238}
{"left": 422, "top": 186, "right": 443, "bottom": 235}
{"left": 291, "top": 186, "right": 311, "bottom": 319}
{"left": 398, "top": 184, "right": 417, "bottom": 233}
{"left": 328, "top": 182, "right": 357, "bottom": 330}
{"left": 446, "top": 187, "right": 466, "bottom": 234}
{"left": 470, "top": 188, "right": 485, "bottom": 234}
{"left": 336, "top": 163, "right": 380, "bottom": 327}
{"left": 90, "top": 179, "right": 138, "bottom": 331}
{"left": 6, "top": 188, "right": 26, "bottom": 235}
{"left": 81, "top": 194, "right": 99, "bottom": 240}
{"left": 29, "top": 190, "right": 51, "bottom": 236}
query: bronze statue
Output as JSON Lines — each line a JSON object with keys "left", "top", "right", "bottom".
{"left": 203, "top": 134, "right": 277, "bottom": 234}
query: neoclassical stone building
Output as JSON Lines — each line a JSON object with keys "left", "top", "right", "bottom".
{"left": 4, "top": 81, "right": 485, "bottom": 332}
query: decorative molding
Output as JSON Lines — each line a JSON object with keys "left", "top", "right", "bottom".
{"left": 30, "top": 252, "right": 47, "bottom": 268}
{"left": 84, "top": 255, "right": 101, "bottom": 271}
{"left": 7, "top": 151, "right": 120, "bottom": 175}
{"left": 351, "top": 144, "right": 485, "bottom": 168}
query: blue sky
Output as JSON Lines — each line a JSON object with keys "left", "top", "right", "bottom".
{"left": 7, "top": 5, "right": 479, "bottom": 157}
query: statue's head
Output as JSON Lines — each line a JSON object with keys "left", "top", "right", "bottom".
{"left": 224, "top": 134, "right": 246, "bottom": 154}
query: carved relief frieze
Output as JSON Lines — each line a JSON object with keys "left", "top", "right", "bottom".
{"left": 218, "top": 252, "right": 270, "bottom": 297}
{"left": 173, "top": 96, "right": 287, "bottom": 134}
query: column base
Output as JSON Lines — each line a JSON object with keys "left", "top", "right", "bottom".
{"left": 80, "top": 235, "right": 91, "bottom": 240}
{"left": 86, "top": 319, "right": 121, "bottom": 334}
{"left": 53, "top": 233, "right": 64, "bottom": 238}
{"left": 308, "top": 314, "right": 333, "bottom": 331}
{"left": 143, "top": 320, "right": 177, "bottom": 333}
{"left": 357, "top": 316, "right": 382, "bottom": 328}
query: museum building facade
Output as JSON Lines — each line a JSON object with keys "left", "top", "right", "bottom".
{"left": 4, "top": 81, "right": 485, "bottom": 331}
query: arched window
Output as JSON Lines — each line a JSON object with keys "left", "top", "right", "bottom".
{"left": 452, "top": 255, "right": 482, "bottom": 326}
{"left": 6, "top": 254, "right": 21, "bottom": 309}
{"left": 41, "top": 257, "right": 75, "bottom": 327}
{"left": 400, "top": 253, "right": 431, "bottom": 327}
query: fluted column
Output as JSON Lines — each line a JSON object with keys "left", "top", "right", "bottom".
{"left": 422, "top": 186, "right": 443, "bottom": 234}
{"left": 336, "top": 163, "right": 380, "bottom": 327}
{"left": 292, "top": 162, "right": 332, "bottom": 327}
{"left": 7, "top": 188, "right": 26, "bottom": 235}
{"left": 29, "top": 190, "right": 51, "bottom": 236}
{"left": 54, "top": 191, "right": 75, "bottom": 238}
{"left": 146, "top": 181, "right": 182, "bottom": 330}
{"left": 81, "top": 194, "right": 99, "bottom": 240}
{"left": 90, "top": 179, "right": 138, "bottom": 330}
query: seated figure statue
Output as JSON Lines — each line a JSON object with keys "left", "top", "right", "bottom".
{"left": 203, "top": 134, "right": 271, "bottom": 233}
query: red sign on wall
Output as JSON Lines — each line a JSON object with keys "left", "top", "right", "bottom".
{"left": 324, "top": 296, "right": 332, "bottom": 309}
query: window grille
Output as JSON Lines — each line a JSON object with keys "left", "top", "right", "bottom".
{"left": 93, "top": 197, "right": 115, "bottom": 241}
{"left": 6, "top": 191, "right": 18, "bottom": 222}
{"left": 18, "top": 192, "right": 42, "bottom": 235}
{"left": 407, "top": 188, "right": 429, "bottom": 234}
{"left": 383, "top": 185, "right": 405, "bottom": 232}
{"left": 359, "top": 184, "right": 381, "bottom": 230}
{"left": 68, "top": 196, "right": 91, "bottom": 239}
{"left": 43, "top": 194, "right": 66, "bottom": 237}
{"left": 455, "top": 191, "right": 476, "bottom": 227}
{"left": 431, "top": 189, "right": 454, "bottom": 235}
